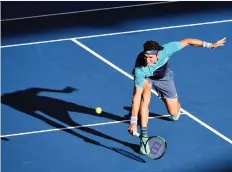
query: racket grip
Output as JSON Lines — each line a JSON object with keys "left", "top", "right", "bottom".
{"left": 134, "top": 132, "right": 140, "bottom": 137}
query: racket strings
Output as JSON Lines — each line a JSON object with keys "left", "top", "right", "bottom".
{"left": 147, "top": 137, "right": 166, "bottom": 159}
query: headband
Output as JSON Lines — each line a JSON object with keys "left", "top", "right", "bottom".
{"left": 144, "top": 50, "right": 159, "bottom": 55}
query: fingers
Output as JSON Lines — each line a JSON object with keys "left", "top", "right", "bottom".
{"left": 131, "top": 129, "right": 137, "bottom": 136}
{"left": 134, "top": 132, "right": 140, "bottom": 137}
{"left": 213, "top": 37, "right": 226, "bottom": 48}
{"left": 131, "top": 130, "right": 136, "bottom": 136}
{"left": 218, "top": 37, "right": 226, "bottom": 45}
{"left": 128, "top": 127, "right": 133, "bottom": 135}
{"left": 218, "top": 43, "right": 224, "bottom": 47}
{"left": 128, "top": 125, "right": 137, "bottom": 136}
{"left": 221, "top": 37, "right": 227, "bottom": 42}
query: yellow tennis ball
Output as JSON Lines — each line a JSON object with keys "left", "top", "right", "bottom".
{"left": 95, "top": 107, "right": 102, "bottom": 114}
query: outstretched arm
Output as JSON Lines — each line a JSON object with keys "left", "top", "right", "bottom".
{"left": 128, "top": 87, "right": 143, "bottom": 136}
{"left": 131, "top": 87, "right": 143, "bottom": 118}
{"left": 32, "top": 87, "right": 77, "bottom": 94}
{"left": 179, "top": 37, "right": 226, "bottom": 48}
{"left": 130, "top": 69, "right": 145, "bottom": 120}
{"left": 128, "top": 68, "right": 146, "bottom": 136}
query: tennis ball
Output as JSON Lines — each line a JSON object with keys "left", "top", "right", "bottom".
{"left": 95, "top": 107, "right": 102, "bottom": 114}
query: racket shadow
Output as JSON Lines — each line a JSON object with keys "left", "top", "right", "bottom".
{"left": 111, "top": 147, "right": 146, "bottom": 163}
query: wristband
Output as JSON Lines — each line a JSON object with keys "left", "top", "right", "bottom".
{"left": 203, "top": 41, "right": 212, "bottom": 48}
{"left": 130, "top": 116, "right": 137, "bottom": 124}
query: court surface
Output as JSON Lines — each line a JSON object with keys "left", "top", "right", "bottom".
{"left": 1, "top": 2, "right": 232, "bottom": 172}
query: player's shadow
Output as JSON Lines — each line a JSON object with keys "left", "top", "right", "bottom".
{"left": 1, "top": 87, "right": 145, "bottom": 162}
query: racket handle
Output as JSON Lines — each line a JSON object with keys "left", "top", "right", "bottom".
{"left": 134, "top": 132, "right": 140, "bottom": 137}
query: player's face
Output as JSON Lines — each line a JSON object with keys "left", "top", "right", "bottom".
{"left": 144, "top": 53, "right": 159, "bottom": 66}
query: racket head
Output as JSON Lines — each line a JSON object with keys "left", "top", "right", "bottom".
{"left": 145, "top": 136, "right": 167, "bottom": 160}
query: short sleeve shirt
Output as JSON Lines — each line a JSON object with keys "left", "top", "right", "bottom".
{"left": 134, "top": 41, "right": 183, "bottom": 88}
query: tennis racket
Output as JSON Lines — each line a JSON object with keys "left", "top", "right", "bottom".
{"left": 135, "top": 132, "right": 167, "bottom": 160}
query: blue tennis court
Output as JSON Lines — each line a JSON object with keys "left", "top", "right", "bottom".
{"left": 1, "top": 2, "right": 232, "bottom": 172}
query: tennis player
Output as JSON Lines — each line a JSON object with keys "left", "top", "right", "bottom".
{"left": 128, "top": 37, "right": 226, "bottom": 154}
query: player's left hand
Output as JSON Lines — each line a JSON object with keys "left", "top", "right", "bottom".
{"left": 211, "top": 37, "right": 226, "bottom": 48}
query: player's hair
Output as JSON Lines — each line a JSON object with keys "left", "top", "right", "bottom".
{"left": 143, "top": 40, "right": 164, "bottom": 52}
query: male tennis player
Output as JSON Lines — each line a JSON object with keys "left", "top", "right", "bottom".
{"left": 128, "top": 37, "right": 226, "bottom": 154}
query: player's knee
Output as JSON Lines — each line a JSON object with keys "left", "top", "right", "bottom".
{"left": 168, "top": 104, "right": 180, "bottom": 116}
{"left": 168, "top": 108, "right": 179, "bottom": 116}
{"left": 165, "top": 100, "right": 180, "bottom": 116}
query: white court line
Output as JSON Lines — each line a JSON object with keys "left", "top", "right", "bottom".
{"left": 71, "top": 39, "right": 232, "bottom": 145}
{"left": 0, "top": 114, "right": 174, "bottom": 138}
{"left": 1, "top": 2, "right": 175, "bottom": 22}
{"left": 1, "top": 19, "right": 232, "bottom": 48}
{"left": 1, "top": 18, "right": 232, "bottom": 143}
{"left": 1, "top": 2, "right": 174, "bottom": 22}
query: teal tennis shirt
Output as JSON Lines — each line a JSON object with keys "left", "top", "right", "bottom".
{"left": 134, "top": 41, "right": 183, "bottom": 88}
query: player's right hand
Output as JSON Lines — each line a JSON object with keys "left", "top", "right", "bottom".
{"left": 128, "top": 124, "right": 137, "bottom": 136}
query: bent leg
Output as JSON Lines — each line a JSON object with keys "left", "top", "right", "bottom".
{"left": 151, "top": 70, "right": 181, "bottom": 120}
{"left": 163, "top": 98, "right": 181, "bottom": 120}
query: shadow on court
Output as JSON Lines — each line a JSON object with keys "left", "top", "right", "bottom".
{"left": 123, "top": 106, "right": 172, "bottom": 122}
{"left": 1, "top": 86, "right": 147, "bottom": 162}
